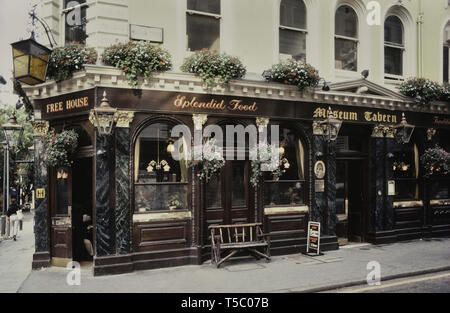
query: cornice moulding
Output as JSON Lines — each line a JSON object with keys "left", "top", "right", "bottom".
{"left": 21, "top": 66, "right": 449, "bottom": 115}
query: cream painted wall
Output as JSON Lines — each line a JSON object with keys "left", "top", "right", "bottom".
{"left": 41, "top": 0, "right": 450, "bottom": 88}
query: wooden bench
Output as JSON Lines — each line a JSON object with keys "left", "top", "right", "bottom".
{"left": 209, "top": 223, "right": 271, "bottom": 268}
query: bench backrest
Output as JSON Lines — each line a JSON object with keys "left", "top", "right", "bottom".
{"left": 209, "top": 223, "right": 264, "bottom": 245}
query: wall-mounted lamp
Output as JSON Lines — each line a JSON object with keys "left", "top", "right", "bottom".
{"left": 90, "top": 91, "right": 117, "bottom": 136}
{"left": 394, "top": 113, "right": 415, "bottom": 144}
{"left": 317, "top": 107, "right": 343, "bottom": 142}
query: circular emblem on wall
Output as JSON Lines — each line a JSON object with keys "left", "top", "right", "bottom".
{"left": 314, "top": 161, "right": 326, "bottom": 179}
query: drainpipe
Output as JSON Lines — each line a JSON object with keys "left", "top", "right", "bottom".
{"left": 417, "top": 0, "right": 424, "bottom": 77}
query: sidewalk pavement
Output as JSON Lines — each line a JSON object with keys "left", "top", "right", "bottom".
{"left": 0, "top": 212, "right": 34, "bottom": 293}
{"left": 15, "top": 235, "right": 450, "bottom": 293}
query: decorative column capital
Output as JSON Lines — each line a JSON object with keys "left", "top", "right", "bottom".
{"left": 193, "top": 114, "right": 207, "bottom": 131}
{"left": 115, "top": 111, "right": 135, "bottom": 128}
{"left": 313, "top": 121, "right": 324, "bottom": 135}
{"left": 371, "top": 124, "right": 385, "bottom": 138}
{"left": 384, "top": 125, "right": 396, "bottom": 139}
{"left": 256, "top": 117, "right": 270, "bottom": 132}
{"left": 31, "top": 120, "right": 49, "bottom": 137}
{"left": 427, "top": 128, "right": 436, "bottom": 141}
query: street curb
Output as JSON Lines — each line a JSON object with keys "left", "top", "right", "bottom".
{"left": 289, "top": 265, "right": 450, "bottom": 293}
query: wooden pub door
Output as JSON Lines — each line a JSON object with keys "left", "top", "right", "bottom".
{"left": 203, "top": 160, "right": 255, "bottom": 247}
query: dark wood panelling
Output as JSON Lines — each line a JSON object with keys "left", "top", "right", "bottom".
{"left": 51, "top": 227, "right": 72, "bottom": 259}
{"left": 264, "top": 213, "right": 307, "bottom": 241}
{"left": 133, "top": 220, "right": 191, "bottom": 252}
{"left": 394, "top": 207, "right": 423, "bottom": 229}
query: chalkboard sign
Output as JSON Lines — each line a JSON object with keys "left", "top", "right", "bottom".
{"left": 306, "top": 222, "right": 321, "bottom": 255}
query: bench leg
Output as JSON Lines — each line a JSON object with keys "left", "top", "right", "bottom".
{"left": 216, "top": 249, "right": 239, "bottom": 268}
{"left": 248, "top": 248, "right": 271, "bottom": 262}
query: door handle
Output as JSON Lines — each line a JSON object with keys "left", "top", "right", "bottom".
{"left": 345, "top": 199, "right": 349, "bottom": 216}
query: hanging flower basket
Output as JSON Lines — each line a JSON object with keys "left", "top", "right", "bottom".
{"left": 421, "top": 146, "right": 450, "bottom": 178}
{"left": 264, "top": 59, "right": 320, "bottom": 91}
{"left": 102, "top": 41, "right": 172, "bottom": 87}
{"left": 249, "top": 143, "right": 290, "bottom": 187}
{"left": 46, "top": 44, "right": 98, "bottom": 82}
{"left": 181, "top": 49, "right": 247, "bottom": 87}
{"left": 42, "top": 129, "right": 79, "bottom": 168}
{"left": 399, "top": 77, "right": 446, "bottom": 107}
{"left": 191, "top": 139, "right": 225, "bottom": 182}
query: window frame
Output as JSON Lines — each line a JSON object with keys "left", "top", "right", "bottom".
{"left": 334, "top": 5, "right": 359, "bottom": 72}
{"left": 279, "top": 0, "right": 308, "bottom": 61}
{"left": 384, "top": 15, "right": 405, "bottom": 79}
{"left": 392, "top": 142, "right": 420, "bottom": 202}
{"left": 133, "top": 121, "right": 192, "bottom": 214}
{"left": 60, "top": 0, "right": 89, "bottom": 45}
{"left": 262, "top": 124, "right": 307, "bottom": 208}
{"left": 186, "top": 1, "right": 222, "bottom": 52}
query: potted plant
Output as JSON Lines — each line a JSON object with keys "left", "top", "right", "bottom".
{"left": 46, "top": 44, "right": 98, "bottom": 82}
{"left": 421, "top": 146, "right": 450, "bottom": 178}
{"left": 181, "top": 49, "right": 246, "bottom": 87}
{"left": 249, "top": 143, "right": 290, "bottom": 187}
{"left": 191, "top": 139, "right": 225, "bottom": 182}
{"left": 42, "top": 129, "right": 79, "bottom": 168}
{"left": 399, "top": 77, "right": 444, "bottom": 107}
{"left": 264, "top": 59, "right": 320, "bottom": 91}
{"left": 102, "top": 41, "right": 172, "bottom": 87}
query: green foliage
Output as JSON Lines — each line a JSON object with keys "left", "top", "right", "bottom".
{"left": 102, "top": 41, "right": 172, "bottom": 87}
{"left": 42, "top": 129, "right": 79, "bottom": 168}
{"left": 265, "top": 59, "right": 321, "bottom": 91}
{"left": 190, "top": 140, "right": 225, "bottom": 182}
{"left": 181, "top": 49, "right": 247, "bottom": 87}
{"left": 399, "top": 77, "right": 449, "bottom": 107}
{"left": 421, "top": 145, "right": 450, "bottom": 178}
{"left": 249, "top": 143, "right": 288, "bottom": 187}
{"left": 46, "top": 44, "right": 98, "bottom": 82}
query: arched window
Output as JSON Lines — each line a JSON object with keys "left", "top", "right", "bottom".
{"left": 134, "top": 122, "right": 189, "bottom": 212}
{"left": 443, "top": 21, "right": 450, "bottom": 83}
{"left": 279, "top": 0, "right": 307, "bottom": 61}
{"left": 335, "top": 5, "right": 358, "bottom": 71}
{"left": 385, "top": 16, "right": 404, "bottom": 77}
{"left": 392, "top": 140, "right": 420, "bottom": 201}
{"left": 186, "top": 0, "right": 221, "bottom": 51}
{"left": 264, "top": 126, "right": 306, "bottom": 207}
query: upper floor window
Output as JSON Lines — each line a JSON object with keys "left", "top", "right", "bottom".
{"left": 63, "top": 0, "right": 88, "bottom": 44}
{"left": 443, "top": 21, "right": 450, "bottom": 83}
{"left": 335, "top": 5, "right": 358, "bottom": 71}
{"left": 186, "top": 0, "right": 221, "bottom": 51}
{"left": 279, "top": 0, "right": 307, "bottom": 61}
{"left": 385, "top": 16, "right": 404, "bottom": 77}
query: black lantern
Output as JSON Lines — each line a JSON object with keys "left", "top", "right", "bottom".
{"left": 2, "top": 112, "right": 24, "bottom": 149}
{"left": 11, "top": 37, "right": 52, "bottom": 86}
{"left": 92, "top": 92, "right": 117, "bottom": 136}
{"left": 319, "top": 107, "right": 343, "bottom": 142}
{"left": 394, "top": 113, "right": 415, "bottom": 144}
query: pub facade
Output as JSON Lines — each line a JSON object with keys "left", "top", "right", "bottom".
{"left": 25, "top": 67, "right": 450, "bottom": 275}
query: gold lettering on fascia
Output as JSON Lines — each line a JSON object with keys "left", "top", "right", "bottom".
{"left": 174, "top": 95, "right": 258, "bottom": 112}
{"left": 364, "top": 112, "right": 397, "bottom": 123}
{"left": 434, "top": 116, "right": 450, "bottom": 126}
{"left": 46, "top": 97, "right": 89, "bottom": 114}
{"left": 313, "top": 107, "right": 358, "bottom": 121}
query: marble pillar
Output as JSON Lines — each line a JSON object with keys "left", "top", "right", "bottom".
{"left": 370, "top": 136, "right": 385, "bottom": 232}
{"left": 95, "top": 133, "right": 113, "bottom": 257}
{"left": 31, "top": 120, "right": 51, "bottom": 268}
{"left": 114, "top": 112, "right": 134, "bottom": 254}
{"left": 384, "top": 137, "right": 395, "bottom": 230}
{"left": 325, "top": 140, "right": 337, "bottom": 237}
{"left": 312, "top": 133, "right": 326, "bottom": 232}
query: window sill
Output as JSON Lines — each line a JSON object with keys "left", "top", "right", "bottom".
{"left": 133, "top": 211, "right": 191, "bottom": 223}
{"left": 393, "top": 200, "right": 423, "bottom": 208}
{"left": 264, "top": 205, "right": 308, "bottom": 215}
{"left": 430, "top": 199, "right": 450, "bottom": 206}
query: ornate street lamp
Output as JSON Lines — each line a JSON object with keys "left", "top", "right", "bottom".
{"left": 11, "top": 37, "right": 52, "bottom": 86}
{"left": 394, "top": 113, "right": 415, "bottom": 144}
{"left": 11, "top": 9, "right": 56, "bottom": 86}
{"left": 91, "top": 91, "right": 118, "bottom": 136}
{"left": 318, "top": 107, "right": 343, "bottom": 142}
{"left": 2, "top": 112, "right": 24, "bottom": 150}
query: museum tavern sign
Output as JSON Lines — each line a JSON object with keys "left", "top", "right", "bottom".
{"left": 313, "top": 107, "right": 398, "bottom": 123}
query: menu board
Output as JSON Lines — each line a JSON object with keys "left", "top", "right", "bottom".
{"left": 306, "top": 222, "right": 321, "bottom": 255}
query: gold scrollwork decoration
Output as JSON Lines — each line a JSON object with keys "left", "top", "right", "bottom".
{"left": 31, "top": 120, "right": 49, "bottom": 137}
